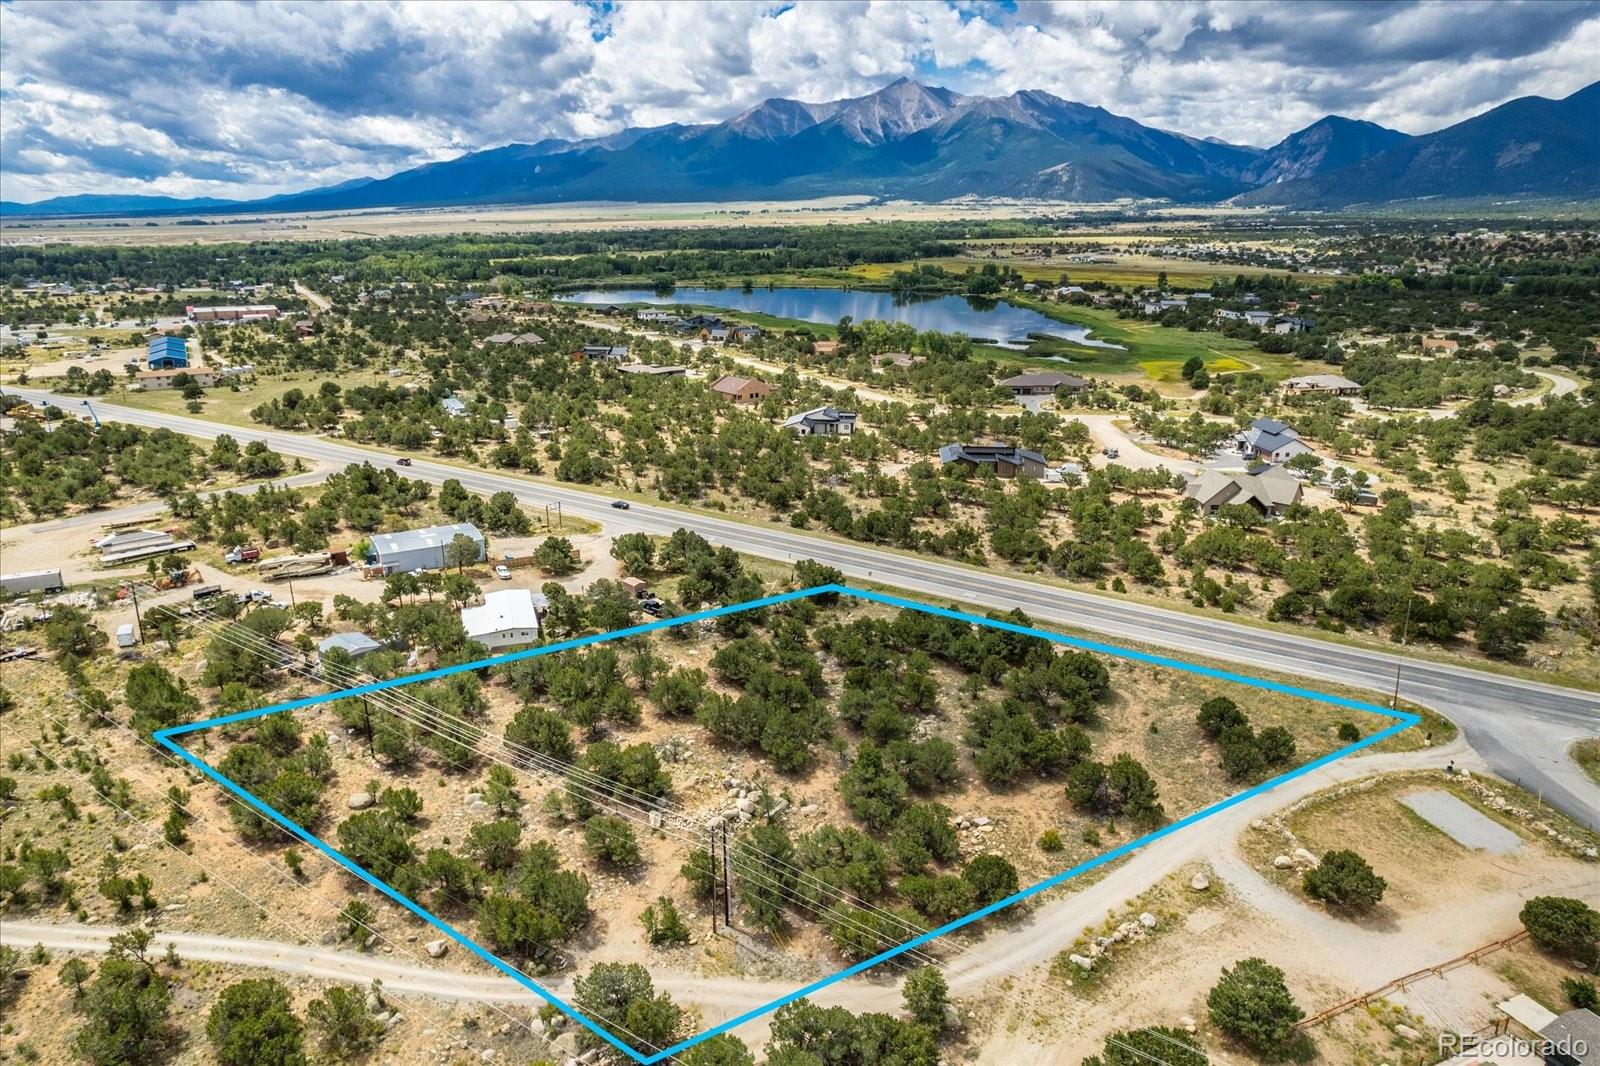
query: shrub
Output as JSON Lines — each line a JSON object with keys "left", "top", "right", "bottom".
{"left": 1038, "top": 829, "right": 1064, "bottom": 853}
{"left": 1521, "top": 896, "right": 1600, "bottom": 964}
{"left": 641, "top": 896, "right": 691, "bottom": 946}
{"left": 1207, "top": 957, "right": 1306, "bottom": 1057}
{"left": 1302, "top": 850, "right": 1387, "bottom": 911}
{"left": 583, "top": 815, "right": 641, "bottom": 869}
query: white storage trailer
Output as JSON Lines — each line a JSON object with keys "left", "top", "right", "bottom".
{"left": 1, "top": 569, "right": 65, "bottom": 596}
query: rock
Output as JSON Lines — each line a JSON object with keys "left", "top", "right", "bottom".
{"left": 480, "top": 1050, "right": 497, "bottom": 1062}
{"left": 1394, "top": 1024, "right": 1422, "bottom": 1041}
{"left": 978, "top": 824, "right": 994, "bottom": 834}
{"left": 1139, "top": 912, "right": 1158, "bottom": 929}
{"left": 736, "top": 796, "right": 755, "bottom": 814}
{"left": 384, "top": 1013, "right": 402, "bottom": 1029}
{"left": 373, "top": 1011, "right": 393, "bottom": 1025}
{"left": 1180, "top": 1015, "right": 1197, "bottom": 1033}
{"left": 1292, "top": 848, "right": 1319, "bottom": 867}
{"left": 426, "top": 939, "right": 448, "bottom": 958}
{"left": 347, "top": 792, "right": 374, "bottom": 810}
{"left": 972, "top": 816, "right": 991, "bottom": 827}
{"left": 1068, "top": 953, "right": 1095, "bottom": 970}
{"left": 943, "top": 1004, "right": 964, "bottom": 1031}
{"left": 1189, "top": 872, "right": 1210, "bottom": 891}
{"left": 464, "top": 792, "right": 484, "bottom": 804}
{"left": 1273, "top": 854, "right": 1294, "bottom": 869}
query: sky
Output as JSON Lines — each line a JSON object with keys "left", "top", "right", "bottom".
{"left": 2, "top": 0, "right": 1597, "bottom": 203}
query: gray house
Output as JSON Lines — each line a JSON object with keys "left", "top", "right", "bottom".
{"left": 997, "top": 371, "right": 1088, "bottom": 397}
{"left": 372, "top": 523, "right": 486, "bottom": 572}
{"left": 939, "top": 443, "right": 1049, "bottom": 479}
{"left": 1235, "top": 418, "right": 1312, "bottom": 463}
{"left": 783, "top": 406, "right": 857, "bottom": 436}
{"left": 319, "top": 632, "right": 385, "bottom": 659}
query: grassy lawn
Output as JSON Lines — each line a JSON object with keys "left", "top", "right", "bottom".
{"left": 845, "top": 254, "right": 1341, "bottom": 290}
{"left": 111, "top": 369, "right": 399, "bottom": 428}
{"left": 995, "top": 297, "right": 1316, "bottom": 382}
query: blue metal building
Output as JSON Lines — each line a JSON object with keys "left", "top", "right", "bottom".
{"left": 147, "top": 335, "right": 189, "bottom": 369}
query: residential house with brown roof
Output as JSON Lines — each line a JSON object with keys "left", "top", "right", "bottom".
{"left": 709, "top": 374, "right": 773, "bottom": 405}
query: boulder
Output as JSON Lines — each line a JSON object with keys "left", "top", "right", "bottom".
{"left": 1068, "top": 953, "right": 1095, "bottom": 970}
{"left": 347, "top": 792, "right": 374, "bottom": 810}
{"left": 1394, "top": 1024, "right": 1423, "bottom": 1041}
{"left": 1189, "top": 872, "right": 1210, "bottom": 891}
{"left": 1292, "top": 847, "right": 1319, "bottom": 867}
{"left": 1180, "top": 1015, "right": 1197, "bottom": 1033}
{"left": 426, "top": 939, "right": 448, "bottom": 958}
{"left": 1273, "top": 854, "right": 1294, "bottom": 869}
{"left": 1139, "top": 912, "right": 1158, "bottom": 929}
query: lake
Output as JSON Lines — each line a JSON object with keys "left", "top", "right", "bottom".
{"left": 560, "top": 286, "right": 1123, "bottom": 350}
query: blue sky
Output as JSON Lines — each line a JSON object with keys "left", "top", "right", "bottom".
{"left": 2, "top": 0, "right": 1596, "bottom": 202}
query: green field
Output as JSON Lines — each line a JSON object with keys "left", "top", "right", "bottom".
{"left": 845, "top": 254, "right": 1339, "bottom": 290}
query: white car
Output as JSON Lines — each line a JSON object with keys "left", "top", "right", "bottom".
{"left": 494, "top": 565, "right": 512, "bottom": 580}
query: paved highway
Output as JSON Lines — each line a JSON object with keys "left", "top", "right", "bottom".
{"left": 10, "top": 386, "right": 1599, "bottom": 826}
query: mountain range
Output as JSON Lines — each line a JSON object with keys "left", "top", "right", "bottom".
{"left": 4, "top": 78, "right": 1596, "bottom": 217}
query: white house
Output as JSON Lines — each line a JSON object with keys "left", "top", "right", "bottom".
{"left": 461, "top": 589, "right": 542, "bottom": 650}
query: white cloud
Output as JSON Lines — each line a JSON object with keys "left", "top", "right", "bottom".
{"left": 1, "top": 0, "right": 1595, "bottom": 201}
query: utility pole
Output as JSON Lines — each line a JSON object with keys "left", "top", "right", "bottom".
{"left": 1391, "top": 592, "right": 1415, "bottom": 710}
{"left": 708, "top": 824, "right": 719, "bottom": 936}
{"left": 129, "top": 584, "right": 144, "bottom": 644}
{"left": 286, "top": 578, "right": 296, "bottom": 608}
{"left": 720, "top": 824, "right": 732, "bottom": 927}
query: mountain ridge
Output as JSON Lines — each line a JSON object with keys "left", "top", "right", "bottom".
{"left": 4, "top": 79, "right": 1595, "bottom": 217}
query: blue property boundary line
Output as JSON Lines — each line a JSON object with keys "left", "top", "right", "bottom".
{"left": 155, "top": 583, "right": 1418, "bottom": 1063}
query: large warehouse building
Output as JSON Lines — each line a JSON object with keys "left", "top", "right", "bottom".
{"left": 146, "top": 335, "right": 189, "bottom": 369}
{"left": 371, "top": 523, "right": 485, "bottom": 572}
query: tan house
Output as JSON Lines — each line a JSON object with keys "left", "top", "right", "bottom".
{"left": 1421, "top": 337, "right": 1459, "bottom": 353}
{"left": 997, "top": 371, "right": 1088, "bottom": 397}
{"left": 811, "top": 340, "right": 842, "bottom": 356}
{"left": 137, "top": 368, "right": 220, "bottom": 391}
{"left": 1282, "top": 374, "right": 1362, "bottom": 397}
{"left": 709, "top": 374, "right": 773, "bottom": 405}
{"left": 1184, "top": 465, "right": 1302, "bottom": 517}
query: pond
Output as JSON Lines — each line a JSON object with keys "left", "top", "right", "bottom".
{"left": 559, "top": 286, "right": 1123, "bottom": 350}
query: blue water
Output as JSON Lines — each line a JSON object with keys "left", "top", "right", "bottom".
{"left": 560, "top": 286, "right": 1122, "bottom": 349}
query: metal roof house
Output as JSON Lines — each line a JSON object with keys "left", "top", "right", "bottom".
{"left": 1235, "top": 418, "right": 1313, "bottom": 463}
{"left": 371, "top": 523, "right": 485, "bottom": 573}
{"left": 939, "top": 443, "right": 1049, "bottom": 479}
{"left": 783, "top": 406, "right": 857, "bottom": 436}
{"left": 318, "top": 632, "right": 385, "bottom": 659}
{"left": 146, "top": 335, "right": 189, "bottom": 369}
{"left": 1282, "top": 374, "right": 1361, "bottom": 396}
{"left": 440, "top": 396, "right": 468, "bottom": 418}
{"left": 461, "top": 588, "right": 542, "bottom": 651}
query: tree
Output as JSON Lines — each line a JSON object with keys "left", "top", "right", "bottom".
{"left": 59, "top": 956, "right": 92, "bottom": 1001}
{"left": 307, "top": 985, "right": 383, "bottom": 1061}
{"left": 444, "top": 532, "right": 483, "bottom": 572}
{"left": 572, "top": 962, "right": 683, "bottom": 1054}
{"left": 44, "top": 605, "right": 108, "bottom": 667}
{"left": 961, "top": 854, "right": 1019, "bottom": 908}
{"left": 466, "top": 819, "right": 522, "bottom": 872}
{"left": 206, "top": 978, "right": 306, "bottom": 1066}
{"left": 72, "top": 956, "right": 172, "bottom": 1066}
{"left": 1083, "top": 1026, "right": 1206, "bottom": 1066}
{"left": 678, "top": 1033, "right": 756, "bottom": 1066}
{"left": 902, "top": 965, "right": 948, "bottom": 1030}
{"left": 1521, "top": 896, "right": 1600, "bottom": 964}
{"left": 584, "top": 815, "right": 641, "bottom": 869}
{"left": 534, "top": 536, "right": 581, "bottom": 575}
{"left": 611, "top": 532, "right": 656, "bottom": 575}
{"left": 1207, "top": 957, "right": 1305, "bottom": 1057}
{"left": 1302, "top": 850, "right": 1386, "bottom": 911}
{"left": 124, "top": 663, "right": 201, "bottom": 739}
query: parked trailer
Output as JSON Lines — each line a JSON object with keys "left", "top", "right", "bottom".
{"left": 256, "top": 549, "right": 349, "bottom": 581}
{"left": 99, "top": 539, "right": 196, "bottom": 566}
{"left": 0, "top": 569, "right": 65, "bottom": 596}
